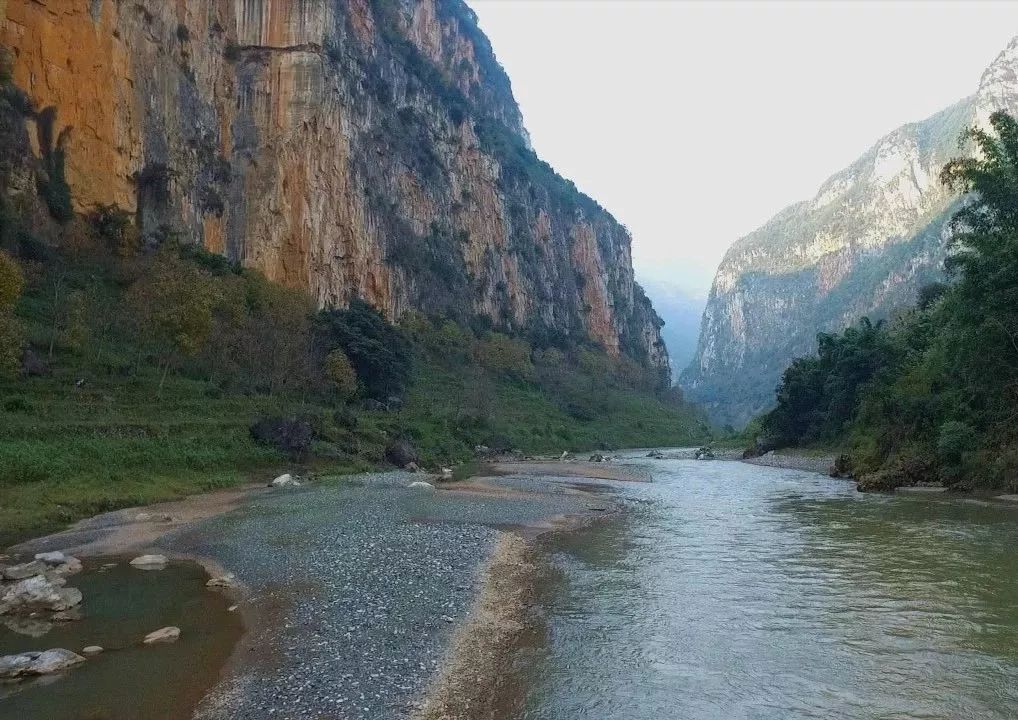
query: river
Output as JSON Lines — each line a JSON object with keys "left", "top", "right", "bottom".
{"left": 519, "top": 457, "right": 1018, "bottom": 719}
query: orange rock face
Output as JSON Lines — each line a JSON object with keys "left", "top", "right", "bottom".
{"left": 1, "top": 0, "right": 668, "bottom": 374}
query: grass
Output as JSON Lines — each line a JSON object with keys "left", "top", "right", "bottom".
{"left": 0, "top": 349, "right": 708, "bottom": 545}
{"left": 0, "top": 242, "right": 709, "bottom": 546}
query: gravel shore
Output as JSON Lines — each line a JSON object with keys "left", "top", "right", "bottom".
{"left": 153, "top": 471, "right": 614, "bottom": 720}
{"left": 741, "top": 451, "right": 835, "bottom": 475}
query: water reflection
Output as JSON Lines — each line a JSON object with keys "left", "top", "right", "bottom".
{"left": 522, "top": 460, "right": 1018, "bottom": 720}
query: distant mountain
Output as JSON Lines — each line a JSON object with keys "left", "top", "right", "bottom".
{"left": 641, "top": 281, "right": 704, "bottom": 382}
{"left": 682, "top": 36, "right": 1018, "bottom": 427}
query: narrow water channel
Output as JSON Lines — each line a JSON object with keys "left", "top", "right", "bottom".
{"left": 520, "top": 458, "right": 1018, "bottom": 719}
{"left": 0, "top": 560, "right": 241, "bottom": 720}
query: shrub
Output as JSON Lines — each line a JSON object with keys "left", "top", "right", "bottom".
{"left": 325, "top": 348, "right": 358, "bottom": 401}
{"left": 316, "top": 299, "right": 412, "bottom": 401}
{"left": 250, "top": 416, "right": 315, "bottom": 460}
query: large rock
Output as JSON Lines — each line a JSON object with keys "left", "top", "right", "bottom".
{"left": 384, "top": 437, "right": 418, "bottom": 468}
{"left": 269, "top": 473, "right": 301, "bottom": 488}
{"left": 0, "top": 649, "right": 85, "bottom": 678}
{"left": 0, "top": 575, "right": 82, "bottom": 615}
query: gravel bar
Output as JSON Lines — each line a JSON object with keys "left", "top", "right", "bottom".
{"left": 158, "top": 471, "right": 604, "bottom": 720}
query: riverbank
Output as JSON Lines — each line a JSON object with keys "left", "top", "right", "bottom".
{"left": 740, "top": 449, "right": 836, "bottom": 475}
{"left": 4, "top": 462, "right": 635, "bottom": 718}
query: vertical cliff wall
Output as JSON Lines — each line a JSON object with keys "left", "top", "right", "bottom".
{"left": 683, "top": 37, "right": 1018, "bottom": 427}
{"left": 0, "top": 0, "right": 667, "bottom": 375}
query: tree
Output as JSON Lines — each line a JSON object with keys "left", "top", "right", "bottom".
{"left": 316, "top": 299, "right": 412, "bottom": 400}
{"left": 126, "top": 248, "right": 217, "bottom": 393}
{"left": 325, "top": 348, "right": 357, "bottom": 401}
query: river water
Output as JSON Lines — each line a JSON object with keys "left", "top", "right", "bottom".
{"left": 520, "top": 457, "right": 1018, "bottom": 719}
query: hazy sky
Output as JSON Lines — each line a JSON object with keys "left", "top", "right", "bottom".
{"left": 467, "top": 0, "right": 1018, "bottom": 297}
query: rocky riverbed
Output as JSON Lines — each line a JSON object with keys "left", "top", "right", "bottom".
{"left": 5, "top": 465, "right": 627, "bottom": 719}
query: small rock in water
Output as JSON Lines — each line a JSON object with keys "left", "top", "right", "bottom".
{"left": 206, "top": 573, "right": 238, "bottom": 589}
{"left": 407, "top": 481, "right": 435, "bottom": 491}
{"left": 143, "top": 626, "right": 181, "bottom": 644}
{"left": 227, "top": 604, "right": 238, "bottom": 612}
{"left": 82, "top": 646, "right": 103, "bottom": 656}
{"left": 3, "top": 561, "right": 46, "bottom": 581}
{"left": 269, "top": 473, "right": 300, "bottom": 488}
{"left": 129, "top": 554, "right": 168, "bottom": 570}
{"left": 0, "top": 649, "right": 85, "bottom": 679}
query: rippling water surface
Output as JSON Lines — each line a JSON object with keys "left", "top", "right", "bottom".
{"left": 520, "top": 457, "right": 1018, "bottom": 719}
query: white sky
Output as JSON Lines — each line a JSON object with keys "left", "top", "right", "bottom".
{"left": 467, "top": 0, "right": 1018, "bottom": 297}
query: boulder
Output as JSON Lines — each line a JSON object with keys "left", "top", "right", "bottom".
{"left": 82, "top": 646, "right": 103, "bottom": 656}
{"left": 589, "top": 453, "right": 608, "bottom": 462}
{"left": 0, "top": 648, "right": 85, "bottom": 679}
{"left": 404, "top": 462, "right": 420, "bottom": 472}
{"left": 129, "top": 554, "right": 168, "bottom": 570}
{"left": 647, "top": 450, "right": 665, "bottom": 459}
{"left": 407, "top": 481, "right": 435, "bottom": 491}
{"left": 560, "top": 450, "right": 574, "bottom": 461}
{"left": 0, "top": 575, "right": 82, "bottom": 615}
{"left": 3, "top": 561, "right": 46, "bottom": 581}
{"left": 143, "top": 626, "right": 181, "bottom": 644}
{"left": 694, "top": 446, "right": 716, "bottom": 460}
{"left": 269, "top": 473, "right": 301, "bottom": 488}
{"left": 384, "top": 437, "right": 418, "bottom": 467}
{"left": 439, "top": 467, "right": 454, "bottom": 481}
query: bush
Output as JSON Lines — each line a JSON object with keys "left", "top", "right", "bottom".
{"left": 937, "top": 420, "right": 977, "bottom": 466}
{"left": 249, "top": 416, "right": 315, "bottom": 461}
{"left": 325, "top": 348, "right": 358, "bottom": 401}
{"left": 316, "top": 299, "right": 412, "bottom": 400}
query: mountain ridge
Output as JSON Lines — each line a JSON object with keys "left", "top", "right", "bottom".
{"left": 683, "top": 36, "right": 1018, "bottom": 426}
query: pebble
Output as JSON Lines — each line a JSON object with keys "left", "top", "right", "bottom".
{"left": 82, "top": 646, "right": 104, "bottom": 656}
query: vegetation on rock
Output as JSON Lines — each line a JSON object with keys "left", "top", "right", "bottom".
{"left": 757, "top": 112, "right": 1018, "bottom": 492}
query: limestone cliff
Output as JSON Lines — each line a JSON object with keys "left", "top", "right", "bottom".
{"left": 0, "top": 0, "right": 667, "bottom": 375}
{"left": 683, "top": 37, "right": 1018, "bottom": 427}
